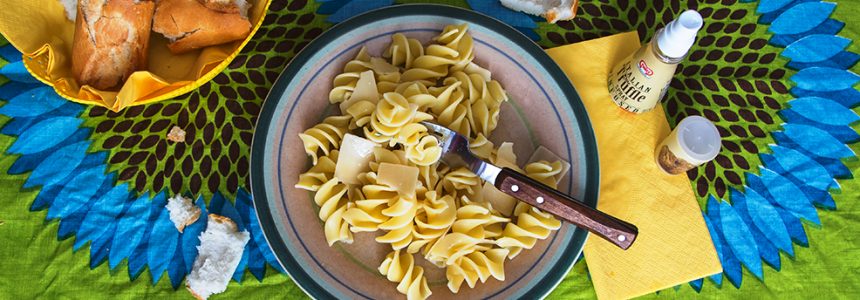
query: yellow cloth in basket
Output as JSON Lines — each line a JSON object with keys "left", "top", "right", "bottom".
{"left": 546, "top": 32, "right": 722, "bottom": 299}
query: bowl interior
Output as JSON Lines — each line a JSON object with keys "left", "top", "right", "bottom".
{"left": 252, "top": 5, "right": 598, "bottom": 299}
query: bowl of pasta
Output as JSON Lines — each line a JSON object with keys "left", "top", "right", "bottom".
{"left": 250, "top": 4, "right": 600, "bottom": 300}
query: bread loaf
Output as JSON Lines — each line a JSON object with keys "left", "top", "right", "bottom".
{"left": 71, "top": 0, "right": 155, "bottom": 90}
{"left": 152, "top": 0, "right": 252, "bottom": 54}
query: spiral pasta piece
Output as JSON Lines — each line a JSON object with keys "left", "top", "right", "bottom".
{"left": 440, "top": 167, "right": 481, "bottom": 196}
{"left": 418, "top": 163, "right": 448, "bottom": 192}
{"left": 426, "top": 82, "right": 471, "bottom": 137}
{"left": 313, "top": 178, "right": 353, "bottom": 246}
{"left": 451, "top": 203, "right": 510, "bottom": 240}
{"left": 376, "top": 195, "right": 419, "bottom": 250}
{"left": 524, "top": 160, "right": 565, "bottom": 187}
{"left": 295, "top": 150, "right": 338, "bottom": 192}
{"left": 433, "top": 23, "right": 474, "bottom": 71}
{"left": 366, "top": 92, "right": 433, "bottom": 146}
{"left": 329, "top": 47, "right": 372, "bottom": 104}
{"left": 343, "top": 99, "right": 376, "bottom": 129}
{"left": 343, "top": 177, "right": 395, "bottom": 233}
{"left": 397, "top": 82, "right": 437, "bottom": 111}
{"left": 445, "top": 248, "right": 509, "bottom": 293}
{"left": 385, "top": 33, "right": 424, "bottom": 69}
{"left": 298, "top": 116, "right": 350, "bottom": 165}
{"left": 442, "top": 71, "right": 508, "bottom": 137}
{"left": 379, "top": 250, "right": 432, "bottom": 300}
{"left": 496, "top": 203, "right": 562, "bottom": 258}
{"left": 469, "top": 133, "right": 495, "bottom": 160}
{"left": 425, "top": 232, "right": 487, "bottom": 266}
{"left": 409, "top": 191, "right": 457, "bottom": 254}
{"left": 405, "top": 135, "right": 442, "bottom": 166}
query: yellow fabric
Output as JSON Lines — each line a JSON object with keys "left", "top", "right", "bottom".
{"left": 546, "top": 32, "right": 722, "bottom": 300}
{"left": 0, "top": 0, "right": 271, "bottom": 111}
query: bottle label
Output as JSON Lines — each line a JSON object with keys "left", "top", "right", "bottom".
{"left": 607, "top": 43, "right": 678, "bottom": 114}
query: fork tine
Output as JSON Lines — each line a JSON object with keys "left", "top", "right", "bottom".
{"left": 419, "top": 121, "right": 450, "bottom": 135}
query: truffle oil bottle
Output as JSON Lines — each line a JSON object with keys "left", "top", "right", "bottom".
{"left": 608, "top": 10, "right": 704, "bottom": 114}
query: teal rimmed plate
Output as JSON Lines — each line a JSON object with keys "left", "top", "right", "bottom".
{"left": 250, "top": 4, "right": 599, "bottom": 299}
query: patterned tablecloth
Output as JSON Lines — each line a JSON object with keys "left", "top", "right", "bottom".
{"left": 0, "top": 0, "right": 858, "bottom": 298}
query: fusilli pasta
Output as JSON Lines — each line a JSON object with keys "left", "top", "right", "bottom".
{"left": 297, "top": 24, "right": 566, "bottom": 300}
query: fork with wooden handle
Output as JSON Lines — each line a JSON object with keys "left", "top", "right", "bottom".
{"left": 421, "top": 121, "right": 638, "bottom": 250}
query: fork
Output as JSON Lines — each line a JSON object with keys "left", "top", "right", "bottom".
{"left": 421, "top": 121, "right": 638, "bottom": 250}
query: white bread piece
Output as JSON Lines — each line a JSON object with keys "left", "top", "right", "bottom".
{"left": 60, "top": 0, "right": 77, "bottom": 21}
{"left": 166, "top": 194, "right": 201, "bottom": 233}
{"left": 500, "top": 0, "right": 579, "bottom": 23}
{"left": 71, "top": 0, "right": 155, "bottom": 90}
{"left": 186, "top": 214, "right": 250, "bottom": 300}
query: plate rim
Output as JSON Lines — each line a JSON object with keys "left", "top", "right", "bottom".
{"left": 250, "top": 4, "right": 601, "bottom": 299}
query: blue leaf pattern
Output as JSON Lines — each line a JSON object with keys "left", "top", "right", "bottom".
{"left": 706, "top": 197, "right": 742, "bottom": 287}
{"left": 7, "top": 117, "right": 82, "bottom": 154}
{"left": 182, "top": 197, "right": 207, "bottom": 274}
{"left": 781, "top": 124, "right": 855, "bottom": 159}
{"left": 0, "top": 61, "right": 40, "bottom": 83}
{"left": 787, "top": 97, "right": 859, "bottom": 126}
{"left": 74, "top": 184, "right": 131, "bottom": 250}
{"left": 769, "top": 2, "right": 835, "bottom": 35}
{"left": 791, "top": 67, "right": 860, "bottom": 92}
{"left": 719, "top": 200, "right": 764, "bottom": 281}
{"left": 46, "top": 167, "right": 107, "bottom": 220}
{"left": 0, "top": 86, "right": 66, "bottom": 117}
{"left": 742, "top": 189, "right": 794, "bottom": 256}
{"left": 147, "top": 205, "right": 180, "bottom": 284}
{"left": 771, "top": 19, "right": 844, "bottom": 48}
{"left": 24, "top": 141, "right": 88, "bottom": 188}
{"left": 109, "top": 194, "right": 152, "bottom": 269}
{"left": 769, "top": 145, "right": 836, "bottom": 191}
{"left": 702, "top": 212, "right": 724, "bottom": 287}
{"left": 759, "top": 168, "right": 821, "bottom": 225}
{"left": 323, "top": 0, "right": 393, "bottom": 23}
{"left": 757, "top": 0, "right": 794, "bottom": 14}
{"left": 782, "top": 35, "right": 850, "bottom": 63}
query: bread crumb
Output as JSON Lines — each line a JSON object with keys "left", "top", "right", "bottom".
{"left": 186, "top": 215, "right": 250, "bottom": 300}
{"left": 167, "top": 126, "right": 186, "bottom": 142}
{"left": 166, "top": 194, "right": 201, "bottom": 233}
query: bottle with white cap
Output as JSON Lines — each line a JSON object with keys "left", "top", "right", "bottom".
{"left": 607, "top": 10, "right": 704, "bottom": 114}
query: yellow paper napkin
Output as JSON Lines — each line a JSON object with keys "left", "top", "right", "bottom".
{"left": 546, "top": 32, "right": 722, "bottom": 299}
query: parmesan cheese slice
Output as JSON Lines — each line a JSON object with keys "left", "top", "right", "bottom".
{"left": 527, "top": 146, "right": 571, "bottom": 185}
{"left": 335, "top": 134, "right": 379, "bottom": 184}
{"left": 339, "top": 70, "right": 378, "bottom": 112}
{"left": 482, "top": 181, "right": 517, "bottom": 217}
{"left": 483, "top": 142, "right": 521, "bottom": 216}
{"left": 377, "top": 162, "right": 419, "bottom": 197}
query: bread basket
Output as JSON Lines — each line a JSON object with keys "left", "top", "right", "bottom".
{"left": 0, "top": 0, "right": 271, "bottom": 111}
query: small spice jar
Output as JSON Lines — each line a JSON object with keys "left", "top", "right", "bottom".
{"left": 656, "top": 115, "right": 721, "bottom": 174}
